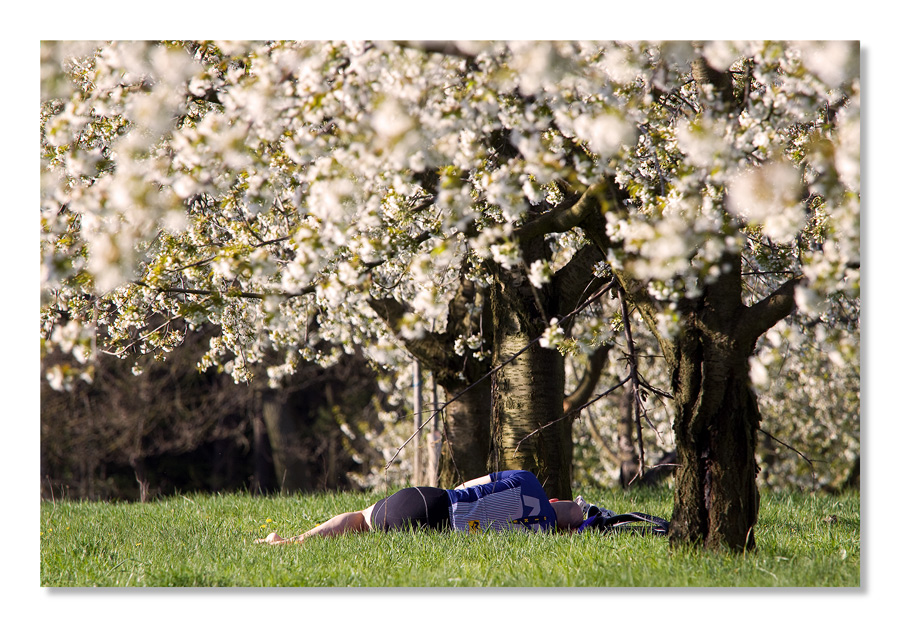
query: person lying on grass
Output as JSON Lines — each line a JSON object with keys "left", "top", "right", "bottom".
{"left": 255, "top": 469, "right": 586, "bottom": 545}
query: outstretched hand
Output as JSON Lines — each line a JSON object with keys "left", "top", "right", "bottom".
{"left": 254, "top": 531, "right": 286, "bottom": 545}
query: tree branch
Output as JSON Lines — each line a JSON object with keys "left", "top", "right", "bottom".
{"left": 394, "top": 41, "right": 480, "bottom": 62}
{"left": 366, "top": 296, "right": 453, "bottom": 373}
{"left": 739, "top": 276, "right": 802, "bottom": 346}
{"left": 578, "top": 180, "right": 678, "bottom": 367}
{"left": 133, "top": 281, "right": 313, "bottom": 301}
{"left": 166, "top": 234, "right": 294, "bottom": 274}
{"left": 759, "top": 427, "right": 825, "bottom": 467}
{"left": 514, "top": 183, "right": 606, "bottom": 244}
{"left": 554, "top": 244, "right": 607, "bottom": 327}
{"left": 563, "top": 344, "right": 612, "bottom": 414}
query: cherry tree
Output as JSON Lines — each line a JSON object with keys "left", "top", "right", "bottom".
{"left": 41, "top": 40, "right": 859, "bottom": 549}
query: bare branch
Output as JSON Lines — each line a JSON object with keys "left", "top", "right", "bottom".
{"left": 394, "top": 40, "right": 481, "bottom": 62}
{"left": 619, "top": 285, "right": 646, "bottom": 477}
{"left": 563, "top": 344, "right": 612, "bottom": 414}
{"left": 133, "top": 281, "right": 313, "bottom": 301}
{"left": 165, "top": 234, "right": 294, "bottom": 274}
{"left": 514, "top": 377, "right": 630, "bottom": 454}
{"left": 759, "top": 427, "right": 825, "bottom": 468}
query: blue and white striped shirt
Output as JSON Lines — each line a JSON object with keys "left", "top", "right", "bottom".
{"left": 446, "top": 470, "right": 557, "bottom": 533}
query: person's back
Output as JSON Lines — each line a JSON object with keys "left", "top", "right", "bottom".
{"left": 446, "top": 470, "right": 558, "bottom": 533}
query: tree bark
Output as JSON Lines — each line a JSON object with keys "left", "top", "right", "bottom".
{"left": 487, "top": 256, "right": 571, "bottom": 499}
{"left": 489, "top": 322, "right": 570, "bottom": 498}
{"left": 259, "top": 389, "right": 311, "bottom": 493}
{"left": 668, "top": 318, "right": 762, "bottom": 550}
{"left": 666, "top": 253, "right": 798, "bottom": 550}
{"left": 659, "top": 57, "right": 803, "bottom": 549}
{"left": 437, "top": 378, "right": 492, "bottom": 487}
{"left": 578, "top": 175, "right": 800, "bottom": 550}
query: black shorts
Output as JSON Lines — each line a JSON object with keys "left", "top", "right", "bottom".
{"left": 369, "top": 486, "right": 450, "bottom": 531}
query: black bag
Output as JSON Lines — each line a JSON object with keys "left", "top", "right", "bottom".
{"left": 575, "top": 496, "right": 669, "bottom": 536}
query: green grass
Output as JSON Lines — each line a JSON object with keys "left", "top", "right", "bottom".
{"left": 39, "top": 487, "right": 859, "bottom": 587}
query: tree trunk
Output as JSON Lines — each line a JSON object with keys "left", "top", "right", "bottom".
{"left": 252, "top": 411, "right": 276, "bottom": 494}
{"left": 488, "top": 269, "right": 570, "bottom": 499}
{"left": 489, "top": 331, "right": 569, "bottom": 498}
{"left": 585, "top": 185, "right": 799, "bottom": 548}
{"left": 616, "top": 389, "right": 640, "bottom": 488}
{"left": 426, "top": 375, "right": 442, "bottom": 486}
{"left": 665, "top": 60, "right": 764, "bottom": 549}
{"left": 132, "top": 456, "right": 150, "bottom": 503}
{"left": 437, "top": 378, "right": 492, "bottom": 487}
{"left": 566, "top": 132, "right": 801, "bottom": 551}
{"left": 259, "top": 389, "right": 311, "bottom": 493}
{"left": 664, "top": 252, "right": 798, "bottom": 551}
{"left": 668, "top": 324, "right": 762, "bottom": 550}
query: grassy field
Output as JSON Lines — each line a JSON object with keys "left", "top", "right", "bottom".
{"left": 39, "top": 486, "right": 859, "bottom": 587}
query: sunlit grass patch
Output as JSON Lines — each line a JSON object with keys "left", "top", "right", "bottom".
{"left": 40, "top": 487, "right": 859, "bottom": 587}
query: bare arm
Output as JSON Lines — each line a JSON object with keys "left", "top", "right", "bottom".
{"left": 453, "top": 474, "right": 494, "bottom": 490}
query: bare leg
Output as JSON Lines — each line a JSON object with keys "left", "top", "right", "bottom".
{"left": 256, "top": 506, "right": 374, "bottom": 545}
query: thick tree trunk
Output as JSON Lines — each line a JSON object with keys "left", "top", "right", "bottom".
{"left": 666, "top": 61, "right": 762, "bottom": 549}
{"left": 489, "top": 330, "right": 569, "bottom": 498}
{"left": 259, "top": 389, "right": 311, "bottom": 493}
{"left": 584, "top": 186, "right": 798, "bottom": 548}
{"left": 488, "top": 265, "right": 570, "bottom": 499}
{"left": 668, "top": 326, "right": 762, "bottom": 550}
{"left": 665, "top": 252, "right": 798, "bottom": 551}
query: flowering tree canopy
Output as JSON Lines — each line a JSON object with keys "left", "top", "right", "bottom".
{"left": 41, "top": 40, "right": 859, "bottom": 548}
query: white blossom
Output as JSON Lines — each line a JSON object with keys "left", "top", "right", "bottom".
{"left": 727, "top": 162, "right": 804, "bottom": 244}
{"left": 527, "top": 260, "right": 552, "bottom": 288}
{"left": 573, "top": 112, "right": 636, "bottom": 159}
{"left": 702, "top": 40, "right": 743, "bottom": 72}
{"left": 793, "top": 41, "right": 857, "bottom": 89}
{"left": 749, "top": 356, "right": 769, "bottom": 387}
{"left": 539, "top": 318, "right": 565, "bottom": 349}
{"left": 490, "top": 241, "right": 522, "bottom": 271}
{"left": 795, "top": 285, "right": 826, "bottom": 317}
{"left": 675, "top": 118, "right": 729, "bottom": 169}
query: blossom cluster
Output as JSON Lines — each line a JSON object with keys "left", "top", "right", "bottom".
{"left": 41, "top": 41, "right": 859, "bottom": 488}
